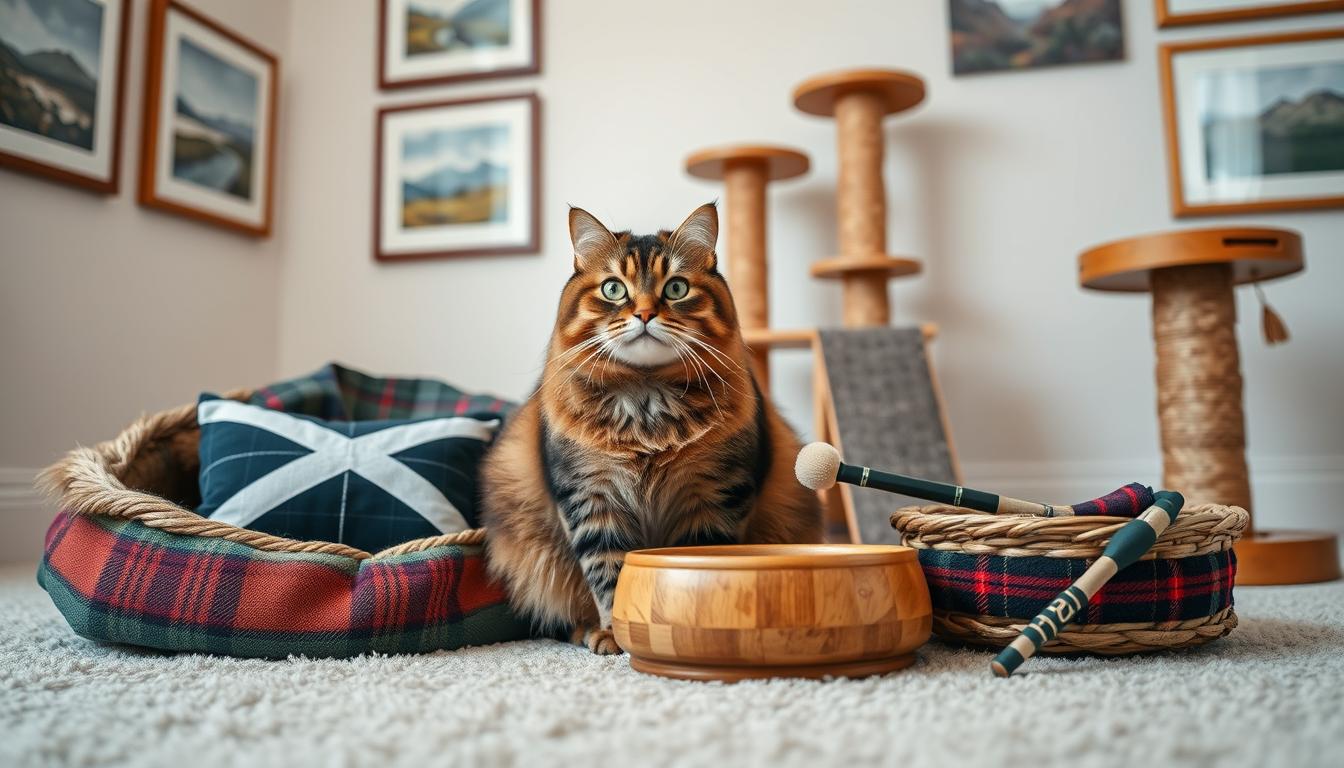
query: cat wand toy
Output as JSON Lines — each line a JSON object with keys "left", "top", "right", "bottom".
{"left": 794, "top": 442, "right": 1153, "bottom": 517}
{"left": 990, "top": 490, "right": 1184, "bottom": 677}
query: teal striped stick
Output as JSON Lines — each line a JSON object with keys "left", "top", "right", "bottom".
{"left": 990, "top": 490, "right": 1185, "bottom": 678}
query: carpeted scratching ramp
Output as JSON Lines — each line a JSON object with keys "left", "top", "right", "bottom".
{"left": 817, "top": 326, "right": 959, "bottom": 543}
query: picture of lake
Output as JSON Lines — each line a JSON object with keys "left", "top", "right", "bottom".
{"left": 1200, "top": 62, "right": 1344, "bottom": 181}
{"left": 171, "top": 37, "right": 257, "bottom": 200}
{"left": 949, "top": 0, "right": 1123, "bottom": 75}
{"left": 400, "top": 122, "right": 510, "bottom": 228}
{"left": 405, "top": 0, "right": 510, "bottom": 57}
{"left": 0, "top": 0, "right": 104, "bottom": 150}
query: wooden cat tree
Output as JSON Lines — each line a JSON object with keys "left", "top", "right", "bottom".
{"left": 688, "top": 69, "right": 949, "bottom": 540}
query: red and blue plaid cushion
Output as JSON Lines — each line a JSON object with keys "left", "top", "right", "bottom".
{"left": 918, "top": 548, "right": 1236, "bottom": 625}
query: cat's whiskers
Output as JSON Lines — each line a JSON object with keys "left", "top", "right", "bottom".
{"left": 667, "top": 324, "right": 749, "bottom": 379}
{"left": 562, "top": 336, "right": 617, "bottom": 390}
{"left": 662, "top": 327, "right": 746, "bottom": 400}
{"left": 664, "top": 333, "right": 723, "bottom": 418}
{"left": 534, "top": 333, "right": 608, "bottom": 393}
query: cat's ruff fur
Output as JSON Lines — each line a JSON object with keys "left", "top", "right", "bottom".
{"left": 480, "top": 204, "right": 822, "bottom": 654}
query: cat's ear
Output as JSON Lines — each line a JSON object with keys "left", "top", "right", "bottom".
{"left": 668, "top": 202, "right": 718, "bottom": 271}
{"left": 569, "top": 206, "right": 617, "bottom": 271}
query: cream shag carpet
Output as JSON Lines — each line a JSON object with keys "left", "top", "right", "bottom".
{"left": 3, "top": 562, "right": 1343, "bottom": 768}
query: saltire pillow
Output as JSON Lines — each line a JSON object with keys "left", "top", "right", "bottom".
{"left": 197, "top": 396, "right": 500, "bottom": 553}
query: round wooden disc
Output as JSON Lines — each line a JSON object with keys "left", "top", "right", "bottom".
{"left": 1234, "top": 529, "right": 1341, "bottom": 586}
{"left": 1078, "top": 227, "right": 1304, "bottom": 293}
{"left": 793, "top": 69, "right": 926, "bottom": 117}
{"left": 810, "top": 255, "right": 922, "bottom": 280}
{"left": 685, "top": 145, "right": 810, "bottom": 181}
{"left": 629, "top": 653, "right": 917, "bottom": 683}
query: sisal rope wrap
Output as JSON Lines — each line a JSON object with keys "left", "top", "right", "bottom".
{"left": 834, "top": 89, "right": 891, "bottom": 327}
{"left": 1152, "top": 263, "right": 1253, "bottom": 513}
{"left": 37, "top": 394, "right": 490, "bottom": 562}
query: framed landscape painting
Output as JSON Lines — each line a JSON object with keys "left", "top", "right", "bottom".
{"left": 948, "top": 0, "right": 1124, "bottom": 76}
{"left": 139, "top": 0, "right": 278, "bottom": 236}
{"left": 376, "top": 93, "right": 539, "bottom": 262}
{"left": 1161, "top": 29, "right": 1344, "bottom": 217}
{"left": 0, "top": 0, "right": 129, "bottom": 193}
{"left": 379, "top": 0, "right": 540, "bottom": 89}
{"left": 1156, "top": 1, "right": 1344, "bottom": 28}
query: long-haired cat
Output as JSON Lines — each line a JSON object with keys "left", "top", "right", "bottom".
{"left": 479, "top": 203, "right": 822, "bottom": 655}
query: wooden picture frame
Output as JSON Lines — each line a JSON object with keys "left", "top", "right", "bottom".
{"left": 374, "top": 92, "right": 540, "bottom": 263}
{"left": 138, "top": 0, "right": 279, "bottom": 236}
{"left": 1155, "top": 0, "right": 1344, "bottom": 28}
{"left": 378, "top": 0, "right": 541, "bottom": 90}
{"left": 1160, "top": 28, "right": 1344, "bottom": 217}
{"left": 0, "top": 0, "right": 131, "bottom": 194}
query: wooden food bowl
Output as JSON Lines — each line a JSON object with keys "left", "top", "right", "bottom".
{"left": 612, "top": 544, "right": 931, "bottom": 682}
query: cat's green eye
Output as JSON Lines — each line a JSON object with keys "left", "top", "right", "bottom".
{"left": 600, "top": 279, "right": 628, "bottom": 302}
{"left": 663, "top": 278, "right": 690, "bottom": 301}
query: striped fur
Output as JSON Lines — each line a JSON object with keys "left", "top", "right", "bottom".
{"left": 479, "top": 204, "right": 822, "bottom": 654}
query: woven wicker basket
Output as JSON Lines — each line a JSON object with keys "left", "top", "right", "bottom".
{"left": 889, "top": 503, "right": 1249, "bottom": 655}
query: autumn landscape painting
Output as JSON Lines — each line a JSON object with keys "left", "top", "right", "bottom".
{"left": 949, "top": 0, "right": 1123, "bottom": 75}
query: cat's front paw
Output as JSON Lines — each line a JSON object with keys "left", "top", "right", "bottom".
{"left": 579, "top": 627, "right": 624, "bottom": 655}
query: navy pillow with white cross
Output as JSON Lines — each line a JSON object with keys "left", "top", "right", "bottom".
{"left": 196, "top": 396, "right": 501, "bottom": 553}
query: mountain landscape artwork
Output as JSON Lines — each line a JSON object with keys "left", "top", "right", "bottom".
{"left": 171, "top": 37, "right": 258, "bottom": 200}
{"left": 949, "top": 0, "right": 1123, "bottom": 75}
{"left": 0, "top": 0, "right": 105, "bottom": 150}
{"left": 405, "top": 0, "right": 510, "bottom": 57}
{"left": 1201, "top": 62, "right": 1344, "bottom": 180}
{"left": 400, "top": 122, "right": 510, "bottom": 228}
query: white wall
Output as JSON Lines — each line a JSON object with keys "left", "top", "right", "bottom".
{"left": 0, "top": 0, "right": 292, "bottom": 561}
{"left": 4, "top": 1, "right": 1341, "bottom": 565}
{"left": 277, "top": 0, "right": 1344, "bottom": 536}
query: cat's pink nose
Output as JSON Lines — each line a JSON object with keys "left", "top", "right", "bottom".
{"left": 635, "top": 308, "right": 657, "bottom": 324}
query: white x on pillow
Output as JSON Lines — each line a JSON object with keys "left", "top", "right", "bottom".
{"left": 198, "top": 400, "right": 498, "bottom": 535}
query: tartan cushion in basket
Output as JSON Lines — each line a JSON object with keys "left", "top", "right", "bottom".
{"left": 197, "top": 397, "right": 500, "bottom": 553}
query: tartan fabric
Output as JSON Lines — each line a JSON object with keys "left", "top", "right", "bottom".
{"left": 250, "top": 363, "right": 515, "bottom": 422}
{"left": 1069, "top": 482, "right": 1153, "bottom": 517}
{"left": 918, "top": 548, "right": 1236, "bottom": 625}
{"left": 38, "top": 511, "right": 531, "bottom": 658}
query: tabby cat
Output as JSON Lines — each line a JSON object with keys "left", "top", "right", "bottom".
{"left": 479, "top": 203, "right": 822, "bottom": 654}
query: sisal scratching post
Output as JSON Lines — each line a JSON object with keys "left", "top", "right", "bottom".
{"left": 793, "top": 69, "right": 924, "bottom": 328}
{"left": 1079, "top": 227, "right": 1339, "bottom": 586}
{"left": 686, "top": 145, "right": 809, "bottom": 389}
{"left": 1152, "top": 263, "right": 1252, "bottom": 511}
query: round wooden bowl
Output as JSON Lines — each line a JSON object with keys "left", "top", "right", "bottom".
{"left": 612, "top": 544, "right": 931, "bottom": 682}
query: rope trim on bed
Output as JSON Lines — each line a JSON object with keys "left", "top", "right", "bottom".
{"left": 37, "top": 392, "right": 488, "bottom": 562}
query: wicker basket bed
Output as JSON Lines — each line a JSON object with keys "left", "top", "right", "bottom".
{"left": 890, "top": 503, "right": 1249, "bottom": 655}
{"left": 37, "top": 394, "right": 529, "bottom": 659}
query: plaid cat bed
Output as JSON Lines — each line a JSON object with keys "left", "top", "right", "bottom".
{"left": 37, "top": 364, "right": 531, "bottom": 659}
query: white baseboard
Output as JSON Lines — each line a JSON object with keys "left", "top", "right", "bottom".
{"left": 960, "top": 454, "right": 1344, "bottom": 536}
{"left": 0, "top": 468, "right": 51, "bottom": 564}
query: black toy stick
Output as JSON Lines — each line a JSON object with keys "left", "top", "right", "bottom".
{"left": 794, "top": 442, "right": 1152, "bottom": 517}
